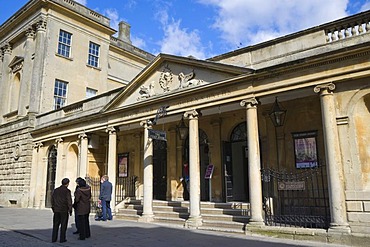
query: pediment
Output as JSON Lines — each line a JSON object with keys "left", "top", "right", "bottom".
{"left": 8, "top": 56, "right": 24, "bottom": 73}
{"left": 103, "top": 54, "right": 253, "bottom": 112}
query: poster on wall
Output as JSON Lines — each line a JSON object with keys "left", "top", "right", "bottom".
{"left": 118, "top": 153, "right": 129, "bottom": 177}
{"left": 292, "top": 131, "right": 318, "bottom": 169}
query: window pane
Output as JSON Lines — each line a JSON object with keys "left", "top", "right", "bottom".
{"left": 54, "top": 79, "right": 68, "bottom": 110}
{"left": 88, "top": 42, "right": 100, "bottom": 67}
{"left": 86, "top": 87, "right": 97, "bottom": 98}
{"left": 58, "top": 30, "right": 72, "bottom": 57}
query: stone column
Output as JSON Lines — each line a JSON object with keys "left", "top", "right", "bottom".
{"left": 29, "top": 142, "right": 43, "bottom": 208}
{"left": 107, "top": 127, "right": 117, "bottom": 210}
{"left": 0, "top": 43, "right": 12, "bottom": 122}
{"left": 184, "top": 109, "right": 202, "bottom": 228}
{"left": 29, "top": 18, "right": 47, "bottom": 114}
{"left": 79, "top": 133, "right": 88, "bottom": 178}
{"left": 55, "top": 138, "right": 64, "bottom": 189}
{"left": 240, "top": 98, "right": 264, "bottom": 225}
{"left": 18, "top": 27, "right": 35, "bottom": 116}
{"left": 35, "top": 144, "right": 47, "bottom": 208}
{"left": 139, "top": 120, "right": 154, "bottom": 222}
{"left": 314, "top": 83, "right": 350, "bottom": 232}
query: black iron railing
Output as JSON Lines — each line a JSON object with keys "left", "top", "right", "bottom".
{"left": 86, "top": 175, "right": 138, "bottom": 210}
{"left": 115, "top": 176, "right": 138, "bottom": 204}
{"left": 262, "top": 165, "right": 330, "bottom": 229}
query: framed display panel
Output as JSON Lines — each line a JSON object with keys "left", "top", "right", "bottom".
{"left": 118, "top": 153, "right": 129, "bottom": 177}
{"left": 292, "top": 131, "right": 318, "bottom": 169}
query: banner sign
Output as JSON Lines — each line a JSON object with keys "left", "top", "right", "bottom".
{"left": 204, "top": 164, "right": 214, "bottom": 179}
{"left": 148, "top": 129, "right": 167, "bottom": 141}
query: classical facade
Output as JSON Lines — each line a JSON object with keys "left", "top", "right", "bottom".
{"left": 1, "top": 0, "right": 370, "bottom": 241}
{"left": 0, "top": 0, "right": 154, "bottom": 207}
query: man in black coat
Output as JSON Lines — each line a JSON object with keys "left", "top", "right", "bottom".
{"left": 51, "top": 178, "right": 72, "bottom": 243}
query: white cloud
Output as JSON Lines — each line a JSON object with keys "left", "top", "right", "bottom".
{"left": 198, "top": 0, "right": 349, "bottom": 48}
{"left": 103, "top": 8, "right": 122, "bottom": 31}
{"left": 360, "top": 1, "right": 370, "bottom": 11}
{"left": 74, "top": 0, "right": 87, "bottom": 5}
{"left": 154, "top": 9, "right": 207, "bottom": 59}
{"left": 131, "top": 36, "right": 147, "bottom": 50}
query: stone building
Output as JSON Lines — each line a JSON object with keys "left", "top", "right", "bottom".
{"left": 0, "top": 0, "right": 154, "bottom": 207}
{"left": 1, "top": 0, "right": 370, "bottom": 243}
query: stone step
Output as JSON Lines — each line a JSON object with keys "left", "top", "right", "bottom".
{"left": 115, "top": 213, "right": 141, "bottom": 221}
{"left": 201, "top": 214, "right": 249, "bottom": 223}
{"left": 153, "top": 216, "right": 187, "bottom": 226}
{"left": 153, "top": 205, "right": 189, "bottom": 213}
{"left": 115, "top": 200, "right": 250, "bottom": 234}
{"left": 117, "top": 208, "right": 142, "bottom": 216}
{"left": 201, "top": 207, "right": 249, "bottom": 216}
{"left": 154, "top": 210, "right": 189, "bottom": 219}
{"left": 201, "top": 219, "right": 246, "bottom": 231}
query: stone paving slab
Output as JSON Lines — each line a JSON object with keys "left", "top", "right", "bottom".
{"left": 0, "top": 207, "right": 349, "bottom": 247}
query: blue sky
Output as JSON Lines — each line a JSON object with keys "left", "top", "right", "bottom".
{"left": 1, "top": 0, "right": 370, "bottom": 59}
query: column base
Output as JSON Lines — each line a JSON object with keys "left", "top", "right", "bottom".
{"left": 185, "top": 216, "right": 203, "bottom": 228}
{"left": 328, "top": 224, "right": 351, "bottom": 234}
{"left": 247, "top": 220, "right": 265, "bottom": 226}
{"left": 139, "top": 214, "right": 154, "bottom": 223}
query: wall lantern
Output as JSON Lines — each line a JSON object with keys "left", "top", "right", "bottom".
{"left": 176, "top": 117, "right": 188, "bottom": 140}
{"left": 269, "top": 97, "right": 287, "bottom": 127}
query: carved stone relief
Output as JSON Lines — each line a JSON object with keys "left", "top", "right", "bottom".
{"left": 178, "top": 71, "right": 203, "bottom": 88}
{"left": 136, "top": 64, "right": 204, "bottom": 101}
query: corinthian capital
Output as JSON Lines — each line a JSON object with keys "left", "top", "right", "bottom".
{"left": 25, "top": 27, "right": 35, "bottom": 39}
{"left": 2, "top": 43, "right": 12, "bottom": 55}
{"left": 35, "top": 18, "right": 47, "bottom": 32}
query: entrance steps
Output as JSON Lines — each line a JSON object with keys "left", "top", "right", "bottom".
{"left": 116, "top": 199, "right": 250, "bottom": 233}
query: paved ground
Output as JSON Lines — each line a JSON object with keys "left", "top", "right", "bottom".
{"left": 0, "top": 206, "right": 349, "bottom": 247}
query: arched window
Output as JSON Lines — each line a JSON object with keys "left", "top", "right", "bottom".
{"left": 230, "top": 122, "right": 247, "bottom": 142}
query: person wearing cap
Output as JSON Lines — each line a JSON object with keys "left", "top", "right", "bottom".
{"left": 51, "top": 178, "right": 72, "bottom": 243}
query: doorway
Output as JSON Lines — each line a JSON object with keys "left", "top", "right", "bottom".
{"left": 153, "top": 139, "right": 167, "bottom": 200}
{"left": 222, "top": 122, "right": 249, "bottom": 202}
{"left": 45, "top": 146, "right": 57, "bottom": 208}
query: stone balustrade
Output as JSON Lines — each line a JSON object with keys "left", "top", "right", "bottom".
{"left": 326, "top": 13, "right": 370, "bottom": 42}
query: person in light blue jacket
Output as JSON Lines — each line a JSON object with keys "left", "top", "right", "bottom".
{"left": 96, "top": 175, "right": 113, "bottom": 221}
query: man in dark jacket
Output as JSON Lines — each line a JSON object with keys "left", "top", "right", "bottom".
{"left": 97, "top": 175, "right": 113, "bottom": 221}
{"left": 51, "top": 178, "right": 72, "bottom": 243}
{"left": 74, "top": 179, "right": 91, "bottom": 240}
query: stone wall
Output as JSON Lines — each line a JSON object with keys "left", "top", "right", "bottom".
{"left": 0, "top": 118, "right": 33, "bottom": 207}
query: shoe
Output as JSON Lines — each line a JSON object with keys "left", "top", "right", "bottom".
{"left": 73, "top": 231, "right": 79, "bottom": 234}
{"left": 60, "top": 240, "right": 67, "bottom": 243}
{"left": 78, "top": 237, "right": 85, "bottom": 240}
{"left": 95, "top": 218, "right": 101, "bottom": 221}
